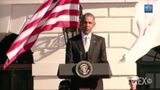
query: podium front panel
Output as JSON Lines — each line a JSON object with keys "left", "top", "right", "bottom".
{"left": 58, "top": 63, "right": 112, "bottom": 79}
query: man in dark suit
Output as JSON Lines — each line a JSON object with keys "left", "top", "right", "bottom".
{"left": 65, "top": 13, "right": 110, "bottom": 90}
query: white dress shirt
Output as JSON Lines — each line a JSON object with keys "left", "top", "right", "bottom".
{"left": 81, "top": 32, "right": 92, "bottom": 52}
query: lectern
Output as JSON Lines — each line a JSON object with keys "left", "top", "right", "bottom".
{"left": 58, "top": 62, "right": 112, "bottom": 78}
{"left": 57, "top": 61, "right": 112, "bottom": 90}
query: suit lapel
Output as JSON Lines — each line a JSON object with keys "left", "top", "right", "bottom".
{"left": 76, "top": 34, "right": 85, "bottom": 53}
{"left": 88, "top": 34, "right": 97, "bottom": 60}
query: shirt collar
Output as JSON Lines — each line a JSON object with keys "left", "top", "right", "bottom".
{"left": 81, "top": 32, "right": 92, "bottom": 39}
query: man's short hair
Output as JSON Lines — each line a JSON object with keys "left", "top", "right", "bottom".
{"left": 80, "top": 13, "right": 95, "bottom": 23}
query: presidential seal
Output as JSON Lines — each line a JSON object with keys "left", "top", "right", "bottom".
{"left": 75, "top": 61, "right": 93, "bottom": 78}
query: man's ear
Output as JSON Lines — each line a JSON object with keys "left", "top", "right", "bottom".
{"left": 93, "top": 22, "right": 96, "bottom": 27}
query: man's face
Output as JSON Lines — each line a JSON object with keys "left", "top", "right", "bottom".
{"left": 80, "top": 16, "right": 95, "bottom": 35}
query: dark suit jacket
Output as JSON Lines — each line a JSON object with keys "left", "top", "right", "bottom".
{"left": 65, "top": 33, "right": 109, "bottom": 90}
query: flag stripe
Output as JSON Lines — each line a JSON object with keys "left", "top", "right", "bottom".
{"left": 56, "top": 0, "right": 79, "bottom": 5}
{"left": 52, "top": 4, "right": 79, "bottom": 13}
{"left": 49, "top": 10, "right": 79, "bottom": 18}
{"left": 45, "top": 15, "right": 79, "bottom": 27}
{"left": 34, "top": 0, "right": 53, "bottom": 14}
{"left": 42, "top": 21, "right": 79, "bottom": 31}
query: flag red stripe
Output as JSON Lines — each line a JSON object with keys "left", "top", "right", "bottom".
{"left": 56, "top": 0, "right": 79, "bottom": 5}
{"left": 30, "top": 21, "right": 78, "bottom": 34}
{"left": 49, "top": 10, "right": 79, "bottom": 18}
{"left": 34, "top": 0, "right": 53, "bottom": 14}
{"left": 42, "top": 21, "right": 78, "bottom": 31}
{"left": 41, "top": 9, "right": 53, "bottom": 20}
{"left": 21, "top": 19, "right": 41, "bottom": 33}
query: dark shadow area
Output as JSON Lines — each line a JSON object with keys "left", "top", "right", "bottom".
{"left": 0, "top": 33, "right": 34, "bottom": 90}
{"left": 136, "top": 46, "right": 160, "bottom": 90}
{"left": 58, "top": 79, "right": 72, "bottom": 90}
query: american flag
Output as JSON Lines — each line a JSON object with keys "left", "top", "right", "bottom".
{"left": 4, "top": 0, "right": 79, "bottom": 69}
